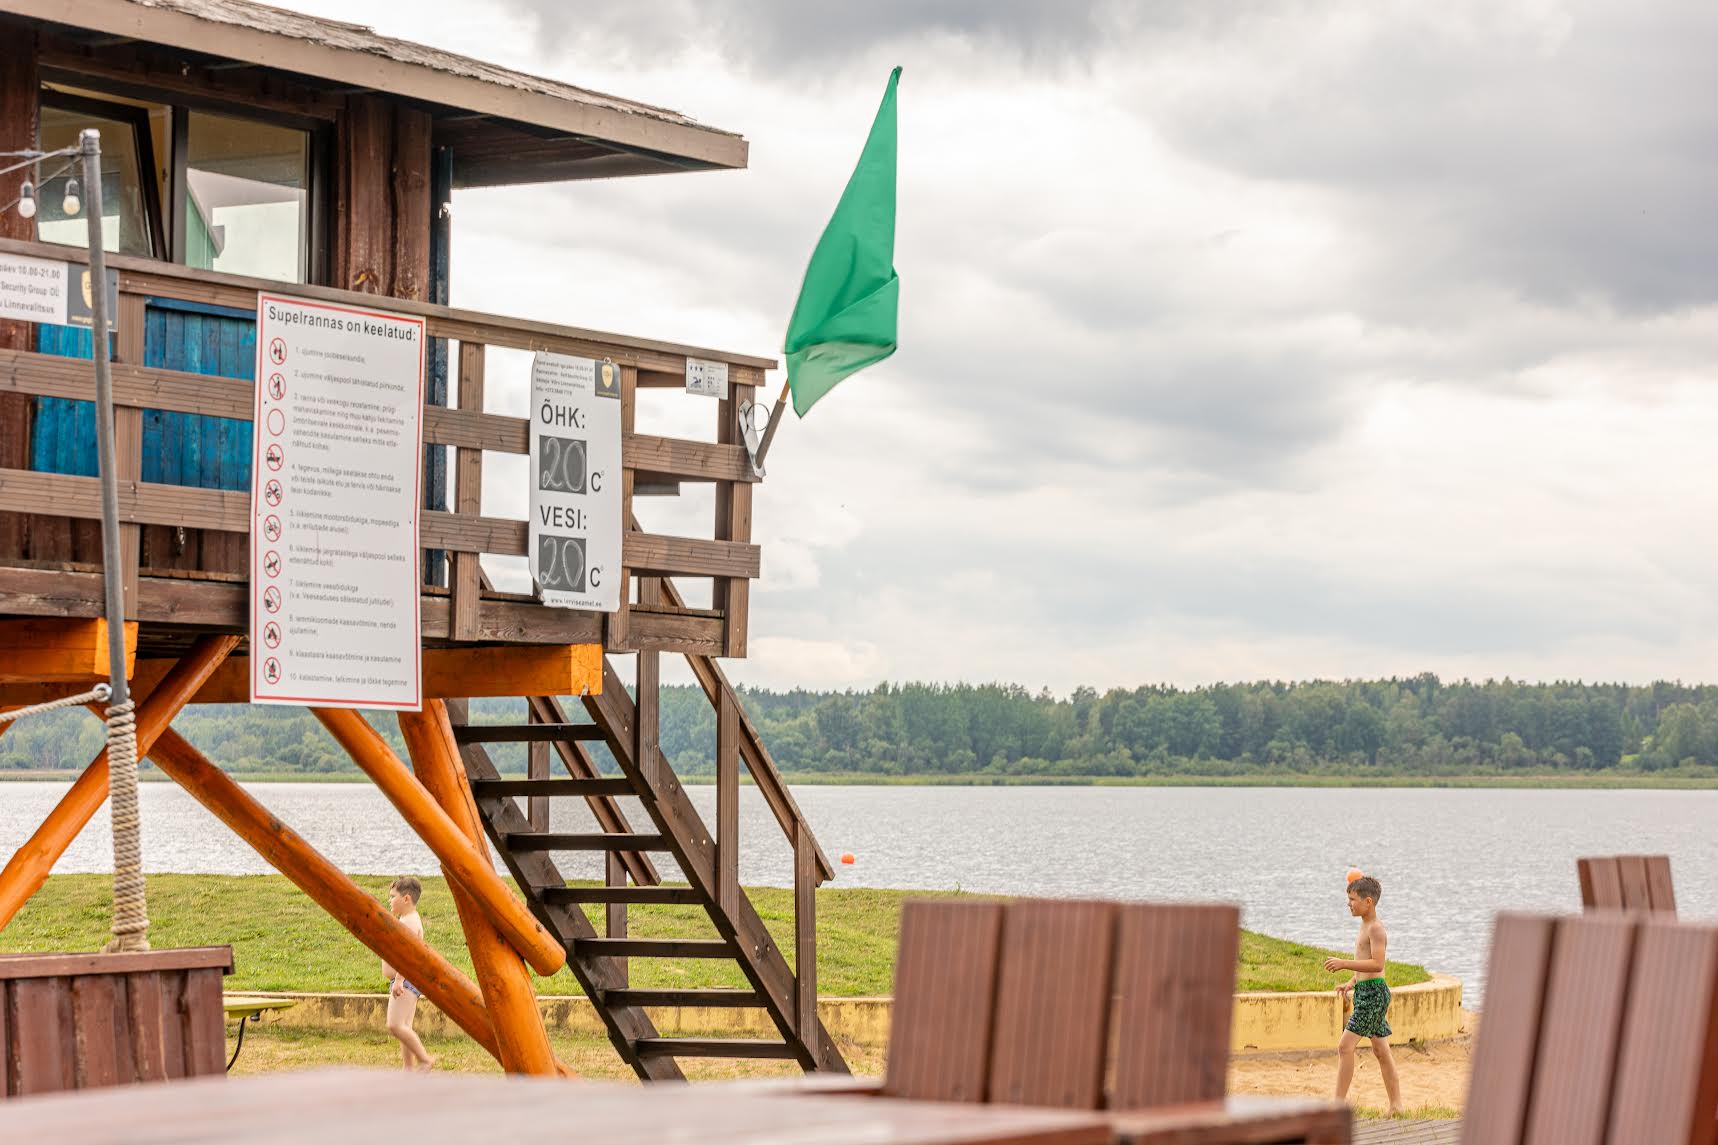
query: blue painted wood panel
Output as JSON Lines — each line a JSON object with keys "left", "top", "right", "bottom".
{"left": 31, "top": 298, "right": 255, "bottom": 490}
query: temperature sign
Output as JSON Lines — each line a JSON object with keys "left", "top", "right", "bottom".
{"left": 528, "top": 352, "right": 621, "bottom": 611}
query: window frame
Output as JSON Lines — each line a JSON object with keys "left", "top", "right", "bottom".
{"left": 36, "top": 69, "right": 331, "bottom": 285}
{"left": 36, "top": 88, "right": 167, "bottom": 261}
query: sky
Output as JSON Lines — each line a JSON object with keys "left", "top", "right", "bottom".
{"left": 280, "top": 0, "right": 1718, "bottom": 693}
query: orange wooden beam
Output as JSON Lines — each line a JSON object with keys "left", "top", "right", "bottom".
{"left": 0, "top": 644, "right": 607, "bottom": 709}
{"left": 0, "top": 618, "right": 137, "bottom": 684}
{"left": 141, "top": 725, "right": 503, "bottom": 1063}
{"left": 312, "top": 707, "right": 567, "bottom": 977}
{"left": 400, "top": 702, "right": 558, "bottom": 1076}
{"left": 0, "top": 635, "right": 238, "bottom": 932}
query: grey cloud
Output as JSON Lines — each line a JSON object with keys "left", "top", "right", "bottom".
{"left": 1136, "top": 2, "right": 1718, "bottom": 316}
{"left": 515, "top": 1, "right": 1152, "bottom": 77}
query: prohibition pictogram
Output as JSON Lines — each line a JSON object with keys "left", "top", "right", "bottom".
{"left": 267, "top": 373, "right": 286, "bottom": 400}
{"left": 263, "top": 585, "right": 282, "bottom": 614}
{"left": 263, "top": 515, "right": 282, "bottom": 542}
{"left": 265, "top": 443, "right": 284, "bottom": 471}
{"left": 263, "top": 621, "right": 282, "bottom": 649}
{"left": 263, "top": 657, "right": 282, "bottom": 685}
{"left": 264, "top": 479, "right": 284, "bottom": 507}
{"left": 268, "top": 337, "right": 287, "bottom": 366}
{"left": 263, "top": 550, "right": 282, "bottom": 578}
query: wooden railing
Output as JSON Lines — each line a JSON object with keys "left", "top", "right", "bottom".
{"left": 0, "top": 236, "right": 763, "bottom": 657}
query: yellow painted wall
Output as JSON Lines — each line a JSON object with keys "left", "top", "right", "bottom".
{"left": 241, "top": 973, "right": 1464, "bottom": 1054}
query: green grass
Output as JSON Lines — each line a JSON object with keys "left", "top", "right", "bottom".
{"left": 5, "top": 769, "right": 1718, "bottom": 788}
{"left": 0, "top": 874, "right": 1429, "bottom": 994}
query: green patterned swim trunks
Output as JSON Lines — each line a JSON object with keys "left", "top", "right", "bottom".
{"left": 1346, "top": 978, "right": 1392, "bottom": 1038}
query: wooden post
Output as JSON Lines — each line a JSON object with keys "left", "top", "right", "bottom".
{"left": 794, "top": 823, "right": 818, "bottom": 1049}
{"left": 449, "top": 342, "right": 485, "bottom": 641}
{"left": 714, "top": 379, "right": 753, "bottom": 657}
{"left": 606, "top": 365, "right": 637, "bottom": 650}
{"left": 312, "top": 707, "right": 566, "bottom": 976}
{"left": 527, "top": 704, "right": 549, "bottom": 832}
{"left": 113, "top": 293, "right": 145, "bottom": 616}
{"left": 398, "top": 702, "right": 557, "bottom": 1076}
{"left": 716, "top": 687, "right": 740, "bottom": 918}
{"left": 139, "top": 725, "right": 501, "bottom": 1061}
{"left": 0, "top": 634, "right": 238, "bottom": 931}
{"left": 606, "top": 851, "right": 628, "bottom": 987}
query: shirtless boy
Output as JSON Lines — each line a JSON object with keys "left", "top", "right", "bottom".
{"left": 1323, "top": 874, "right": 1402, "bottom": 1115}
{"left": 380, "top": 876, "right": 434, "bottom": 1072}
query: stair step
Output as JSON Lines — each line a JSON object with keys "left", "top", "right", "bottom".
{"left": 577, "top": 938, "right": 735, "bottom": 959}
{"left": 472, "top": 778, "right": 635, "bottom": 798}
{"left": 607, "top": 988, "right": 763, "bottom": 1009}
{"left": 505, "top": 832, "right": 667, "bottom": 852}
{"left": 541, "top": 886, "right": 700, "bottom": 906}
{"left": 634, "top": 1038, "right": 797, "bottom": 1060}
{"left": 453, "top": 723, "right": 605, "bottom": 744}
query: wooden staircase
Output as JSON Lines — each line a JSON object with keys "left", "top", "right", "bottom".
{"left": 447, "top": 654, "right": 848, "bottom": 1080}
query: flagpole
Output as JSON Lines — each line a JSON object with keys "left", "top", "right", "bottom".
{"left": 748, "top": 378, "right": 793, "bottom": 474}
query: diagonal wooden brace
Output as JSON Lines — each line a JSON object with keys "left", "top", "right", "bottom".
{"left": 400, "top": 702, "right": 559, "bottom": 1076}
{"left": 0, "top": 634, "right": 239, "bottom": 932}
{"left": 313, "top": 707, "right": 567, "bottom": 977}
{"left": 142, "top": 725, "right": 502, "bottom": 1062}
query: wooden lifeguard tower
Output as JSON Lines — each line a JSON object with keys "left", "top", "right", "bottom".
{"left": 0, "top": 0, "right": 845, "bottom": 1082}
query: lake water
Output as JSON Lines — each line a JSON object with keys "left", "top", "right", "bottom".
{"left": 4, "top": 781, "right": 1714, "bottom": 1001}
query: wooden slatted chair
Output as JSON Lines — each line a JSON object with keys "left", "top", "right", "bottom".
{"left": 1577, "top": 854, "right": 1676, "bottom": 914}
{"left": 1462, "top": 911, "right": 1718, "bottom": 1145}
{"left": 802, "top": 895, "right": 1349, "bottom": 1142}
{"left": 1110, "top": 902, "right": 1242, "bottom": 1111}
{"left": 881, "top": 898, "right": 1004, "bottom": 1103}
{"left": 985, "top": 898, "right": 1119, "bottom": 1109}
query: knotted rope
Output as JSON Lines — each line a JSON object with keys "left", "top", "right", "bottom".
{"left": 102, "top": 695, "right": 148, "bottom": 952}
{"left": 0, "top": 683, "right": 111, "bottom": 723}
{"left": 0, "top": 682, "right": 148, "bottom": 950}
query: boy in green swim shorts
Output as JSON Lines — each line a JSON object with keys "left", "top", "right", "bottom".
{"left": 1323, "top": 874, "right": 1403, "bottom": 1115}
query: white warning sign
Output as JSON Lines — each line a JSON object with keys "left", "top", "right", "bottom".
{"left": 249, "top": 293, "right": 425, "bottom": 710}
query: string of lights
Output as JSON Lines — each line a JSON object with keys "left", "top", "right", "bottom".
{"left": 0, "top": 144, "right": 82, "bottom": 221}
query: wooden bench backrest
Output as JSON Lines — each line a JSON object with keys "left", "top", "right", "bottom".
{"left": 883, "top": 896, "right": 1243, "bottom": 1111}
{"left": 1462, "top": 913, "right": 1718, "bottom": 1145}
{"left": 1578, "top": 855, "right": 1676, "bottom": 914}
{"left": 1108, "top": 902, "right": 1241, "bottom": 1111}
{"left": 882, "top": 899, "right": 1004, "bottom": 1102}
{"left": 986, "top": 899, "right": 1119, "bottom": 1109}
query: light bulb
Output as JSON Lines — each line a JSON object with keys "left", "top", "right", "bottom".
{"left": 61, "top": 178, "right": 80, "bottom": 216}
{"left": 16, "top": 181, "right": 35, "bottom": 219}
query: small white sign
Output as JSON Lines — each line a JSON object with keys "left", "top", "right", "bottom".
{"left": 529, "top": 352, "right": 623, "bottom": 611}
{"left": 0, "top": 252, "right": 70, "bottom": 324}
{"left": 249, "top": 293, "right": 426, "bottom": 711}
{"left": 0, "top": 254, "right": 117, "bottom": 330}
{"left": 685, "top": 356, "right": 730, "bottom": 399}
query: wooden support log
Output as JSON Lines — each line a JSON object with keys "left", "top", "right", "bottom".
{"left": 110, "top": 644, "right": 604, "bottom": 707}
{"left": 0, "top": 634, "right": 238, "bottom": 932}
{"left": 140, "top": 726, "right": 502, "bottom": 1062}
{"left": 0, "top": 618, "right": 137, "bottom": 684}
{"left": 312, "top": 707, "right": 567, "bottom": 976}
{"left": 399, "top": 702, "right": 558, "bottom": 1076}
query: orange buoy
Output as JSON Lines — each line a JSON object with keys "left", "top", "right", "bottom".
{"left": 840, "top": 852, "right": 856, "bottom": 865}
{"left": 1346, "top": 867, "right": 1364, "bottom": 885}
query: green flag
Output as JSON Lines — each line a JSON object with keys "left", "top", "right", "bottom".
{"left": 784, "top": 67, "right": 901, "bottom": 417}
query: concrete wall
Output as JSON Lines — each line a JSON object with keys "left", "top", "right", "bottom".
{"left": 237, "top": 974, "right": 1464, "bottom": 1055}
{"left": 1231, "top": 974, "right": 1465, "bottom": 1051}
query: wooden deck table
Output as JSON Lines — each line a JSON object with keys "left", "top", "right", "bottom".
{"left": 0, "top": 1069, "right": 1115, "bottom": 1145}
{"left": 720, "top": 1077, "right": 1351, "bottom": 1144}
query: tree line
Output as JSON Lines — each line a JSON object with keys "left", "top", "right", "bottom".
{"left": 5, "top": 675, "right": 1718, "bottom": 778}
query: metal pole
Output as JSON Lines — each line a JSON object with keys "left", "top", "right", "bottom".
{"left": 749, "top": 378, "right": 793, "bottom": 473}
{"left": 80, "top": 128, "right": 127, "bottom": 706}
